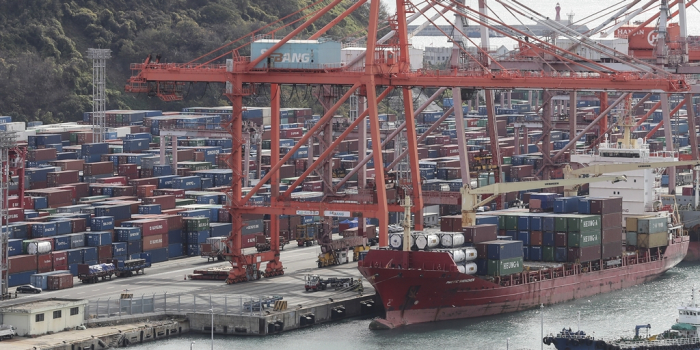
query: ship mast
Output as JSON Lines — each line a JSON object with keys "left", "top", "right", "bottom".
{"left": 401, "top": 195, "right": 412, "bottom": 252}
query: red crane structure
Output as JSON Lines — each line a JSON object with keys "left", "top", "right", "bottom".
{"left": 125, "top": 0, "right": 689, "bottom": 283}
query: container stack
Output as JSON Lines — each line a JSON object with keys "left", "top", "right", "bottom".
{"left": 627, "top": 216, "right": 669, "bottom": 249}
{"left": 474, "top": 240, "right": 524, "bottom": 277}
{"left": 591, "top": 198, "right": 624, "bottom": 259}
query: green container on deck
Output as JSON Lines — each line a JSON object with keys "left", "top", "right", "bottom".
{"left": 498, "top": 215, "right": 506, "bottom": 229}
{"left": 555, "top": 216, "right": 569, "bottom": 231}
{"left": 70, "top": 133, "right": 78, "bottom": 144}
{"left": 486, "top": 257, "right": 524, "bottom": 277}
{"left": 176, "top": 199, "right": 196, "bottom": 206}
{"left": 568, "top": 231, "right": 601, "bottom": 248}
{"left": 567, "top": 215, "right": 601, "bottom": 232}
{"left": 543, "top": 246, "right": 555, "bottom": 262}
{"left": 503, "top": 157, "right": 511, "bottom": 165}
{"left": 477, "top": 119, "right": 487, "bottom": 127}
{"left": 503, "top": 214, "right": 518, "bottom": 230}
{"left": 262, "top": 140, "right": 271, "bottom": 150}
{"left": 185, "top": 217, "right": 210, "bottom": 231}
{"left": 38, "top": 208, "right": 57, "bottom": 215}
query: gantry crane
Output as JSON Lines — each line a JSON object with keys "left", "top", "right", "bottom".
{"left": 125, "top": 0, "right": 689, "bottom": 283}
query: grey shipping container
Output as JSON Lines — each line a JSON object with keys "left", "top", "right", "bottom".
{"left": 636, "top": 217, "right": 667, "bottom": 234}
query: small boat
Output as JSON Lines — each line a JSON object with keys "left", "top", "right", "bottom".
{"left": 543, "top": 288, "right": 700, "bottom": 349}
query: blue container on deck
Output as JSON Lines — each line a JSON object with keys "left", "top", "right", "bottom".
{"left": 517, "top": 216, "right": 530, "bottom": 230}
{"left": 555, "top": 247, "right": 568, "bottom": 262}
{"left": 81, "top": 143, "right": 109, "bottom": 155}
{"left": 517, "top": 231, "right": 531, "bottom": 245}
{"left": 181, "top": 209, "right": 210, "bottom": 219}
{"left": 68, "top": 233, "right": 85, "bottom": 248}
{"left": 94, "top": 205, "right": 131, "bottom": 221}
{"left": 661, "top": 175, "right": 669, "bottom": 187}
{"left": 187, "top": 231, "right": 210, "bottom": 244}
{"left": 8, "top": 271, "right": 35, "bottom": 287}
{"left": 542, "top": 217, "right": 555, "bottom": 232}
{"left": 196, "top": 195, "right": 219, "bottom": 205}
{"left": 529, "top": 246, "right": 543, "bottom": 261}
{"left": 32, "top": 222, "right": 57, "bottom": 238}
{"left": 168, "top": 230, "right": 184, "bottom": 244}
{"left": 486, "top": 240, "right": 523, "bottom": 260}
{"left": 530, "top": 216, "right": 543, "bottom": 231}
{"left": 554, "top": 197, "right": 579, "bottom": 213}
{"left": 8, "top": 239, "right": 22, "bottom": 256}
{"left": 66, "top": 248, "right": 83, "bottom": 264}
{"left": 51, "top": 220, "right": 71, "bottom": 235}
{"left": 115, "top": 227, "right": 141, "bottom": 242}
{"left": 25, "top": 211, "right": 39, "bottom": 219}
{"left": 156, "top": 175, "right": 178, "bottom": 189}
{"left": 69, "top": 264, "right": 80, "bottom": 276}
{"left": 126, "top": 133, "right": 152, "bottom": 141}
{"left": 91, "top": 216, "right": 115, "bottom": 231}
{"left": 209, "top": 223, "right": 231, "bottom": 237}
{"left": 578, "top": 198, "right": 592, "bottom": 214}
{"left": 113, "top": 255, "right": 127, "bottom": 261}
{"left": 53, "top": 235, "right": 71, "bottom": 251}
{"left": 127, "top": 241, "right": 142, "bottom": 255}
{"left": 138, "top": 204, "right": 162, "bottom": 215}
{"left": 504, "top": 230, "right": 517, "bottom": 240}
{"left": 36, "top": 134, "right": 62, "bottom": 146}
{"left": 187, "top": 244, "right": 200, "bottom": 256}
{"left": 33, "top": 197, "right": 48, "bottom": 209}
{"left": 522, "top": 246, "right": 530, "bottom": 261}
{"left": 143, "top": 248, "right": 167, "bottom": 263}
{"left": 82, "top": 247, "right": 98, "bottom": 262}
{"left": 475, "top": 259, "right": 488, "bottom": 275}
{"left": 168, "top": 244, "right": 183, "bottom": 258}
{"left": 200, "top": 177, "right": 213, "bottom": 189}
{"left": 112, "top": 242, "right": 127, "bottom": 257}
{"left": 543, "top": 232, "right": 556, "bottom": 246}
{"left": 152, "top": 165, "right": 172, "bottom": 177}
{"left": 85, "top": 232, "right": 112, "bottom": 247}
{"left": 122, "top": 139, "right": 150, "bottom": 152}
{"left": 173, "top": 176, "right": 201, "bottom": 190}
{"left": 10, "top": 223, "right": 29, "bottom": 239}
{"left": 530, "top": 193, "right": 559, "bottom": 211}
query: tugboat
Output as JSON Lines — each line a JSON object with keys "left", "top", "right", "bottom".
{"left": 544, "top": 288, "right": 700, "bottom": 349}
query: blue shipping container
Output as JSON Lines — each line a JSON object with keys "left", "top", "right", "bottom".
{"left": 486, "top": 240, "right": 523, "bottom": 260}
{"left": 32, "top": 222, "right": 57, "bottom": 238}
{"left": 8, "top": 239, "right": 23, "bottom": 256}
{"left": 112, "top": 242, "right": 128, "bottom": 257}
{"left": 127, "top": 241, "right": 142, "bottom": 255}
{"left": 66, "top": 248, "right": 83, "bottom": 264}
{"left": 143, "top": 248, "right": 168, "bottom": 263}
{"left": 517, "top": 231, "right": 531, "bottom": 245}
{"left": 82, "top": 247, "right": 98, "bottom": 262}
{"left": 85, "top": 232, "right": 112, "bottom": 247}
{"left": 116, "top": 227, "right": 141, "bottom": 242}
{"left": 168, "top": 243, "right": 183, "bottom": 258}
{"left": 9, "top": 270, "right": 35, "bottom": 287}
{"left": 91, "top": 216, "right": 115, "bottom": 231}
{"left": 543, "top": 232, "right": 556, "bottom": 246}
{"left": 53, "top": 235, "right": 72, "bottom": 251}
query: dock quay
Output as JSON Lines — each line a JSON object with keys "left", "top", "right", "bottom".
{"left": 0, "top": 245, "right": 378, "bottom": 349}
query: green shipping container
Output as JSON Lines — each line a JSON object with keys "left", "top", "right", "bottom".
{"left": 176, "top": 199, "right": 196, "bottom": 206}
{"left": 497, "top": 215, "right": 506, "bottom": 230}
{"left": 637, "top": 232, "right": 669, "bottom": 249}
{"left": 543, "top": 246, "right": 555, "bottom": 262}
{"left": 38, "top": 208, "right": 57, "bottom": 215}
{"left": 567, "top": 215, "right": 601, "bottom": 232}
{"left": 504, "top": 215, "right": 518, "bottom": 230}
{"left": 568, "top": 231, "right": 601, "bottom": 248}
{"left": 185, "top": 217, "right": 210, "bottom": 231}
{"left": 503, "top": 157, "right": 511, "bottom": 165}
{"left": 554, "top": 216, "right": 569, "bottom": 232}
{"left": 626, "top": 231, "right": 637, "bottom": 246}
{"left": 486, "top": 257, "right": 524, "bottom": 277}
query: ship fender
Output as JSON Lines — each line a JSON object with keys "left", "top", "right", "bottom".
{"left": 542, "top": 337, "right": 552, "bottom": 346}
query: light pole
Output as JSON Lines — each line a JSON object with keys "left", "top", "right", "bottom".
{"left": 190, "top": 341, "right": 195, "bottom": 350}
{"left": 208, "top": 308, "right": 214, "bottom": 350}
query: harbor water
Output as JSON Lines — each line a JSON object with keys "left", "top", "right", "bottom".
{"left": 128, "top": 262, "right": 700, "bottom": 350}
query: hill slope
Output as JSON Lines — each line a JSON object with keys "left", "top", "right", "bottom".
{"left": 0, "top": 0, "right": 376, "bottom": 122}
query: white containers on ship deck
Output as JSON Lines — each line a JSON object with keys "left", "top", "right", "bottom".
{"left": 389, "top": 233, "right": 415, "bottom": 250}
{"left": 414, "top": 233, "right": 439, "bottom": 250}
{"left": 440, "top": 232, "right": 465, "bottom": 247}
{"left": 439, "top": 247, "right": 478, "bottom": 263}
{"left": 457, "top": 262, "right": 478, "bottom": 274}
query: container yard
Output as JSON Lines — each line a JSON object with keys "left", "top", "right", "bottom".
{"left": 4, "top": 0, "right": 700, "bottom": 348}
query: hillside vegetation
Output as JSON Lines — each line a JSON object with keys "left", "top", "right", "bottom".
{"left": 0, "top": 0, "right": 378, "bottom": 123}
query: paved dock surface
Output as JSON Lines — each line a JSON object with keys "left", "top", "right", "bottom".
{"left": 0, "top": 242, "right": 373, "bottom": 316}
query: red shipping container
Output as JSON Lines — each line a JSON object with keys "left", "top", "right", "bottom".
{"left": 97, "top": 176, "right": 128, "bottom": 185}
{"left": 135, "top": 219, "right": 169, "bottom": 237}
{"left": 9, "top": 255, "right": 37, "bottom": 274}
{"left": 50, "top": 159, "right": 85, "bottom": 171}
{"left": 302, "top": 180, "right": 323, "bottom": 192}
{"left": 463, "top": 225, "right": 498, "bottom": 243}
{"left": 28, "top": 148, "right": 57, "bottom": 161}
{"left": 54, "top": 186, "right": 78, "bottom": 201}
{"left": 567, "top": 245, "right": 602, "bottom": 263}
{"left": 530, "top": 231, "right": 544, "bottom": 246}
{"left": 162, "top": 214, "right": 183, "bottom": 230}
{"left": 51, "top": 251, "right": 68, "bottom": 270}
{"left": 5, "top": 208, "right": 24, "bottom": 224}
{"left": 118, "top": 163, "right": 138, "bottom": 174}
{"left": 602, "top": 240, "right": 624, "bottom": 259}
{"left": 113, "top": 186, "right": 135, "bottom": 197}
{"left": 602, "top": 227, "right": 624, "bottom": 244}
{"left": 555, "top": 232, "right": 568, "bottom": 247}
{"left": 590, "top": 197, "right": 623, "bottom": 215}
{"left": 143, "top": 195, "right": 176, "bottom": 210}
{"left": 242, "top": 233, "right": 263, "bottom": 249}
{"left": 142, "top": 233, "right": 168, "bottom": 250}
{"left": 84, "top": 161, "right": 114, "bottom": 176}
{"left": 137, "top": 185, "right": 156, "bottom": 198}
{"left": 62, "top": 183, "right": 90, "bottom": 199}
{"left": 98, "top": 245, "right": 112, "bottom": 262}
{"left": 47, "top": 171, "right": 80, "bottom": 186}
{"left": 440, "top": 215, "right": 462, "bottom": 232}
{"left": 37, "top": 253, "right": 53, "bottom": 273}
{"left": 47, "top": 273, "right": 74, "bottom": 290}
{"left": 129, "top": 177, "right": 159, "bottom": 189}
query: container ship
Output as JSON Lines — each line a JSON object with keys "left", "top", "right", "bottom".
{"left": 358, "top": 129, "right": 690, "bottom": 329}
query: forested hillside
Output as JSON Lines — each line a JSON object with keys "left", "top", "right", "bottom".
{"left": 0, "top": 0, "right": 377, "bottom": 123}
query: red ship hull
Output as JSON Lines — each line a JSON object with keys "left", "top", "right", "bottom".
{"left": 684, "top": 241, "right": 700, "bottom": 262}
{"left": 358, "top": 237, "right": 688, "bottom": 329}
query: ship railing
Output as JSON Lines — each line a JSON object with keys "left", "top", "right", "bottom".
{"left": 614, "top": 337, "right": 700, "bottom": 348}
